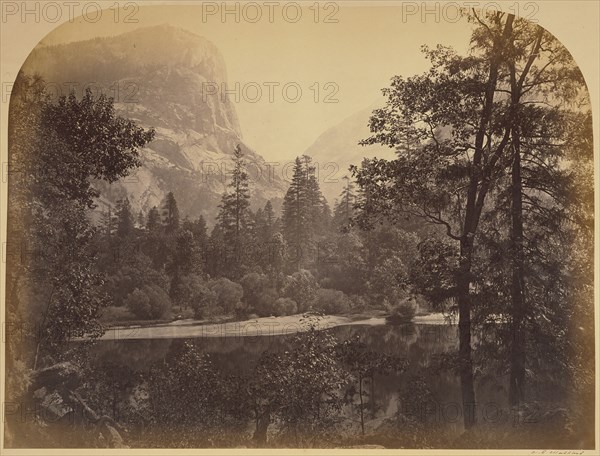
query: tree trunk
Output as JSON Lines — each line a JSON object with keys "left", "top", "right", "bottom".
{"left": 253, "top": 408, "right": 270, "bottom": 446}
{"left": 451, "top": 13, "right": 517, "bottom": 430}
{"left": 457, "top": 237, "right": 476, "bottom": 429}
{"left": 370, "top": 374, "right": 376, "bottom": 419}
{"left": 508, "top": 135, "right": 526, "bottom": 406}
{"left": 506, "top": 26, "right": 544, "bottom": 405}
{"left": 359, "top": 375, "right": 365, "bottom": 436}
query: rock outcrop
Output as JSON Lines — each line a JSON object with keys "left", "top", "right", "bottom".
{"left": 19, "top": 25, "right": 287, "bottom": 223}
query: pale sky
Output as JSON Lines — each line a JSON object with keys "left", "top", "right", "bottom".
{"left": 1, "top": 2, "right": 599, "bottom": 162}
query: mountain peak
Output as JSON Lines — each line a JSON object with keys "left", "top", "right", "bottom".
{"left": 18, "top": 24, "right": 286, "bottom": 223}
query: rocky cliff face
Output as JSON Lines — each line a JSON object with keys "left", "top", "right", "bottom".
{"left": 20, "top": 25, "right": 286, "bottom": 223}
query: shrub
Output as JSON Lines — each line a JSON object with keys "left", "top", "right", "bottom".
{"left": 190, "top": 286, "right": 217, "bottom": 319}
{"left": 386, "top": 300, "right": 416, "bottom": 324}
{"left": 209, "top": 278, "right": 243, "bottom": 314}
{"left": 100, "top": 306, "right": 136, "bottom": 323}
{"left": 104, "top": 252, "right": 169, "bottom": 307}
{"left": 125, "top": 284, "right": 172, "bottom": 320}
{"left": 348, "top": 294, "right": 368, "bottom": 311}
{"left": 176, "top": 274, "right": 217, "bottom": 319}
{"left": 312, "top": 288, "right": 351, "bottom": 315}
{"left": 282, "top": 270, "right": 318, "bottom": 312}
{"left": 239, "top": 273, "right": 278, "bottom": 316}
{"left": 274, "top": 297, "right": 297, "bottom": 316}
{"left": 255, "top": 287, "right": 279, "bottom": 316}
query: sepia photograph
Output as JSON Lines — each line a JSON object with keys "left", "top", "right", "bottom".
{"left": 0, "top": 1, "right": 598, "bottom": 453}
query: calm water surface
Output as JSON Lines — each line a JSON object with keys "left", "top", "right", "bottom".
{"left": 91, "top": 322, "right": 512, "bottom": 430}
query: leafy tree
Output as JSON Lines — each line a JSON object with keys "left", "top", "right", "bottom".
{"left": 248, "top": 317, "right": 347, "bottom": 445}
{"left": 500, "top": 17, "right": 586, "bottom": 405}
{"left": 6, "top": 75, "right": 154, "bottom": 368}
{"left": 282, "top": 270, "right": 319, "bottom": 312}
{"left": 322, "top": 232, "right": 367, "bottom": 296}
{"left": 239, "top": 272, "right": 277, "bottom": 316}
{"left": 312, "top": 288, "right": 351, "bottom": 315}
{"left": 101, "top": 251, "right": 169, "bottom": 307}
{"left": 273, "top": 297, "right": 298, "bottom": 316}
{"left": 125, "top": 284, "right": 172, "bottom": 320}
{"left": 176, "top": 274, "right": 215, "bottom": 318}
{"left": 209, "top": 277, "right": 244, "bottom": 315}
{"left": 410, "top": 238, "right": 459, "bottom": 310}
{"left": 145, "top": 342, "right": 249, "bottom": 446}
{"left": 354, "top": 12, "right": 522, "bottom": 427}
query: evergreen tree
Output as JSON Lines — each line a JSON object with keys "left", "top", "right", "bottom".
{"left": 182, "top": 215, "right": 208, "bottom": 248}
{"left": 217, "top": 145, "right": 253, "bottom": 243}
{"left": 146, "top": 206, "right": 161, "bottom": 232}
{"left": 215, "top": 145, "right": 253, "bottom": 276}
{"left": 282, "top": 157, "right": 310, "bottom": 266}
{"left": 333, "top": 176, "right": 356, "bottom": 230}
{"left": 101, "top": 205, "right": 118, "bottom": 236}
{"left": 282, "top": 156, "right": 330, "bottom": 268}
{"left": 116, "top": 197, "right": 135, "bottom": 238}
{"left": 264, "top": 200, "right": 276, "bottom": 229}
{"left": 254, "top": 201, "right": 277, "bottom": 245}
{"left": 163, "top": 192, "right": 180, "bottom": 233}
{"left": 304, "top": 155, "right": 331, "bottom": 236}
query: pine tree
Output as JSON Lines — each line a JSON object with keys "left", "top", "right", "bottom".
{"left": 254, "top": 201, "right": 277, "bottom": 244}
{"left": 282, "top": 157, "right": 309, "bottom": 264}
{"left": 116, "top": 197, "right": 135, "bottom": 238}
{"left": 304, "top": 155, "right": 330, "bottom": 236}
{"left": 215, "top": 145, "right": 253, "bottom": 276}
{"left": 333, "top": 176, "right": 356, "bottom": 230}
{"left": 146, "top": 206, "right": 161, "bottom": 232}
{"left": 182, "top": 215, "right": 208, "bottom": 248}
{"left": 163, "top": 192, "right": 180, "bottom": 233}
{"left": 264, "top": 200, "right": 275, "bottom": 229}
{"left": 216, "top": 145, "right": 252, "bottom": 244}
{"left": 101, "top": 205, "right": 118, "bottom": 236}
{"left": 282, "top": 155, "right": 330, "bottom": 268}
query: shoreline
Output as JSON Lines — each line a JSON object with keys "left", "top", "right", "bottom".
{"left": 95, "top": 312, "right": 451, "bottom": 341}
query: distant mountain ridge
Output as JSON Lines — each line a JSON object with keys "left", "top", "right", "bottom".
{"left": 20, "top": 25, "right": 287, "bottom": 223}
{"left": 302, "top": 103, "right": 396, "bottom": 206}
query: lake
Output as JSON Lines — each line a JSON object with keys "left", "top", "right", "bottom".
{"left": 90, "top": 320, "right": 513, "bottom": 434}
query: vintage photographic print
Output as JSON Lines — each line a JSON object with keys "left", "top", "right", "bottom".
{"left": 0, "top": 1, "right": 597, "bottom": 453}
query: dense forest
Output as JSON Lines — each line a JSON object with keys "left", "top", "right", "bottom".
{"left": 4, "top": 10, "right": 595, "bottom": 450}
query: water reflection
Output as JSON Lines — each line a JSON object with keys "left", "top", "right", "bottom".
{"left": 92, "top": 323, "right": 486, "bottom": 424}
